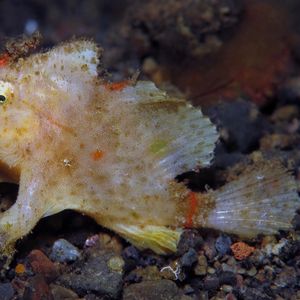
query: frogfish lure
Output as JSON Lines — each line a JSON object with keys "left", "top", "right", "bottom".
{"left": 0, "top": 39, "right": 298, "bottom": 262}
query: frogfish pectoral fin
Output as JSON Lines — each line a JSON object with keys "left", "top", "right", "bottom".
{"left": 0, "top": 168, "right": 48, "bottom": 267}
{"left": 111, "top": 223, "right": 182, "bottom": 254}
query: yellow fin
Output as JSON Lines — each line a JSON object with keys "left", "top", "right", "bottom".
{"left": 112, "top": 224, "right": 182, "bottom": 255}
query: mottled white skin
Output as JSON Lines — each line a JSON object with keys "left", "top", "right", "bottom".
{"left": 0, "top": 40, "right": 298, "bottom": 260}
{"left": 0, "top": 40, "right": 218, "bottom": 256}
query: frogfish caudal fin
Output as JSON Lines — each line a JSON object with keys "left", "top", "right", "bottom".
{"left": 109, "top": 161, "right": 299, "bottom": 254}
{"left": 199, "top": 160, "right": 300, "bottom": 237}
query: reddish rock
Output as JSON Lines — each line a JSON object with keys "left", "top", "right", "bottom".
{"left": 23, "top": 275, "right": 53, "bottom": 300}
{"left": 28, "top": 249, "right": 59, "bottom": 281}
{"left": 12, "top": 278, "right": 27, "bottom": 298}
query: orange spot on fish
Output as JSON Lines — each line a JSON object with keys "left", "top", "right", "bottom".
{"left": 104, "top": 81, "right": 128, "bottom": 91}
{"left": 0, "top": 52, "right": 9, "bottom": 67}
{"left": 230, "top": 242, "right": 255, "bottom": 260}
{"left": 184, "top": 191, "right": 198, "bottom": 228}
{"left": 91, "top": 149, "right": 104, "bottom": 161}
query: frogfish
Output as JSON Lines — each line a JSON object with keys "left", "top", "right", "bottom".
{"left": 0, "top": 39, "right": 298, "bottom": 262}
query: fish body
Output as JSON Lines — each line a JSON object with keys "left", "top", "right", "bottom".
{"left": 0, "top": 40, "right": 298, "bottom": 260}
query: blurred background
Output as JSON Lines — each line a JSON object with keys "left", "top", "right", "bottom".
{"left": 0, "top": 0, "right": 299, "bottom": 107}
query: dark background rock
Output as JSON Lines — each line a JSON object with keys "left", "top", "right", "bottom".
{"left": 0, "top": 282, "right": 15, "bottom": 300}
{"left": 58, "top": 250, "right": 123, "bottom": 299}
{"left": 123, "top": 279, "right": 180, "bottom": 300}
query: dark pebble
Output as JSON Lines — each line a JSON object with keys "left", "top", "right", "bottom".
{"left": 23, "top": 275, "right": 52, "bottom": 300}
{"left": 219, "top": 271, "right": 237, "bottom": 286}
{"left": 274, "top": 266, "right": 297, "bottom": 288}
{"left": 122, "top": 246, "right": 140, "bottom": 272}
{"left": 123, "top": 246, "right": 140, "bottom": 261}
{"left": 180, "top": 248, "right": 198, "bottom": 268}
{"left": 279, "top": 240, "right": 300, "bottom": 262}
{"left": 124, "top": 272, "right": 142, "bottom": 284}
{"left": 50, "top": 284, "right": 78, "bottom": 299}
{"left": 0, "top": 282, "right": 15, "bottom": 300}
{"left": 176, "top": 230, "right": 203, "bottom": 255}
{"left": 123, "top": 280, "right": 180, "bottom": 300}
{"left": 215, "top": 234, "right": 232, "bottom": 255}
{"left": 240, "top": 287, "right": 273, "bottom": 300}
{"left": 203, "top": 275, "right": 220, "bottom": 291}
{"left": 140, "top": 254, "right": 164, "bottom": 267}
{"left": 203, "top": 237, "right": 217, "bottom": 260}
{"left": 58, "top": 251, "right": 123, "bottom": 299}
{"left": 292, "top": 213, "right": 300, "bottom": 230}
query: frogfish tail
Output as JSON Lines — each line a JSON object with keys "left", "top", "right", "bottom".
{"left": 198, "top": 161, "right": 300, "bottom": 237}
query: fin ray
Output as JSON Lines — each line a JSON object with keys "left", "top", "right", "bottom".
{"left": 112, "top": 224, "right": 182, "bottom": 255}
{"left": 205, "top": 161, "right": 300, "bottom": 237}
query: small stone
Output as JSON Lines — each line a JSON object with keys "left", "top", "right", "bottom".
{"left": 221, "top": 284, "right": 233, "bottom": 293}
{"left": 97, "top": 233, "right": 123, "bottom": 253}
{"left": 221, "top": 263, "right": 237, "bottom": 274}
{"left": 203, "top": 237, "right": 217, "bottom": 260}
{"left": 123, "top": 279, "right": 180, "bottom": 300}
{"left": 0, "top": 283, "right": 15, "bottom": 300}
{"left": 219, "top": 271, "right": 237, "bottom": 286}
{"left": 15, "top": 263, "right": 26, "bottom": 275}
{"left": 58, "top": 250, "right": 123, "bottom": 298}
{"left": 180, "top": 248, "right": 198, "bottom": 268}
{"left": 221, "top": 257, "right": 238, "bottom": 273}
{"left": 236, "top": 266, "right": 246, "bottom": 274}
{"left": 183, "top": 284, "right": 194, "bottom": 295}
{"left": 23, "top": 275, "right": 51, "bottom": 300}
{"left": 272, "top": 256, "right": 285, "bottom": 267}
{"left": 28, "top": 249, "right": 59, "bottom": 281}
{"left": 247, "top": 266, "right": 257, "bottom": 277}
{"left": 225, "top": 292, "right": 237, "bottom": 300}
{"left": 249, "top": 249, "right": 266, "bottom": 266}
{"left": 292, "top": 213, "right": 300, "bottom": 230}
{"left": 230, "top": 242, "right": 255, "bottom": 260}
{"left": 108, "top": 256, "right": 125, "bottom": 274}
{"left": 194, "top": 254, "right": 207, "bottom": 276}
{"left": 84, "top": 234, "right": 99, "bottom": 248}
{"left": 274, "top": 266, "right": 297, "bottom": 288}
{"left": 261, "top": 235, "right": 277, "bottom": 248}
{"left": 279, "top": 240, "right": 300, "bottom": 262}
{"left": 123, "top": 246, "right": 140, "bottom": 261}
{"left": 236, "top": 274, "right": 244, "bottom": 288}
{"left": 142, "top": 57, "right": 159, "bottom": 75}
{"left": 263, "top": 265, "right": 275, "bottom": 281}
{"left": 203, "top": 275, "right": 220, "bottom": 291}
{"left": 271, "top": 105, "right": 299, "bottom": 122}
{"left": 50, "top": 284, "right": 78, "bottom": 299}
{"left": 198, "top": 291, "right": 209, "bottom": 300}
{"left": 134, "top": 265, "right": 162, "bottom": 281}
{"left": 50, "top": 239, "right": 81, "bottom": 263}
{"left": 177, "top": 230, "right": 203, "bottom": 255}
{"left": 207, "top": 267, "right": 216, "bottom": 274}
{"left": 215, "top": 235, "right": 232, "bottom": 255}
{"left": 271, "top": 238, "right": 288, "bottom": 256}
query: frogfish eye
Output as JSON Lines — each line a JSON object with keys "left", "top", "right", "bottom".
{"left": 0, "top": 95, "right": 6, "bottom": 104}
{"left": 0, "top": 80, "right": 13, "bottom": 105}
